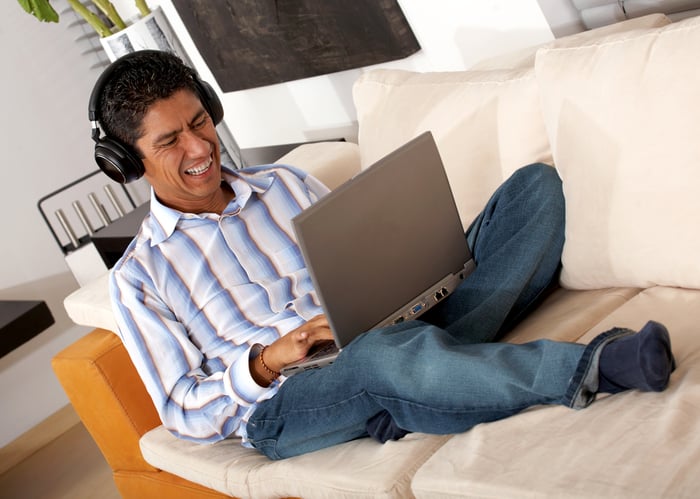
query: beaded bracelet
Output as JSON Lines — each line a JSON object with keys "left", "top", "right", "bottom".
{"left": 259, "top": 346, "right": 281, "bottom": 380}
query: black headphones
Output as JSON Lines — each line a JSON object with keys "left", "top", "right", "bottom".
{"left": 88, "top": 50, "right": 224, "bottom": 184}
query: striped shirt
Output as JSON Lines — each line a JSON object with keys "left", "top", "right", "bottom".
{"left": 110, "top": 165, "right": 329, "bottom": 445}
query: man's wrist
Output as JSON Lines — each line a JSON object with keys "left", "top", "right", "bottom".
{"left": 259, "top": 345, "right": 281, "bottom": 379}
{"left": 250, "top": 343, "right": 280, "bottom": 387}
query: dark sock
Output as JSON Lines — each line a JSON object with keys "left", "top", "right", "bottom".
{"left": 366, "top": 410, "right": 410, "bottom": 443}
{"left": 598, "top": 320, "right": 676, "bottom": 394}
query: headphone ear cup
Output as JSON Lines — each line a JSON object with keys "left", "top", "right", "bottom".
{"left": 196, "top": 80, "right": 224, "bottom": 125}
{"left": 94, "top": 137, "right": 145, "bottom": 184}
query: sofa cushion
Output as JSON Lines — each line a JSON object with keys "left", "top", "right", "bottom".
{"left": 63, "top": 271, "right": 118, "bottom": 333}
{"left": 412, "top": 286, "right": 700, "bottom": 498}
{"left": 275, "top": 141, "right": 361, "bottom": 190}
{"left": 535, "top": 15, "right": 700, "bottom": 289}
{"left": 352, "top": 15, "right": 672, "bottom": 230}
{"left": 140, "top": 426, "right": 449, "bottom": 498}
{"left": 500, "top": 286, "right": 641, "bottom": 344}
{"left": 353, "top": 68, "right": 553, "bottom": 228}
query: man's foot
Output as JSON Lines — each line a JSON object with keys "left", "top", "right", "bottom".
{"left": 598, "top": 321, "right": 676, "bottom": 394}
{"left": 366, "top": 410, "right": 410, "bottom": 443}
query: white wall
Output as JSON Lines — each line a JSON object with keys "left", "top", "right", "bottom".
{"left": 0, "top": 0, "right": 554, "bottom": 447}
{"left": 0, "top": 1, "right": 102, "bottom": 447}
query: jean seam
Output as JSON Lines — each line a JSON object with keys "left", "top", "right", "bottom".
{"left": 250, "top": 390, "right": 371, "bottom": 424}
{"left": 370, "top": 393, "right": 560, "bottom": 416}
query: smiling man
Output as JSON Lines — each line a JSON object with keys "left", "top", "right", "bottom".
{"left": 136, "top": 89, "right": 229, "bottom": 213}
{"left": 95, "top": 50, "right": 676, "bottom": 461}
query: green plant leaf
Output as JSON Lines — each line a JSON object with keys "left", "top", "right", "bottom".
{"left": 92, "top": 0, "right": 126, "bottom": 30}
{"left": 135, "top": 0, "right": 151, "bottom": 17}
{"left": 17, "top": 0, "right": 59, "bottom": 23}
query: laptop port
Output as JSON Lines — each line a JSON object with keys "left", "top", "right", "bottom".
{"left": 409, "top": 303, "right": 424, "bottom": 315}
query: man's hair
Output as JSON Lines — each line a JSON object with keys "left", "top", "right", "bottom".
{"left": 97, "top": 50, "right": 200, "bottom": 154}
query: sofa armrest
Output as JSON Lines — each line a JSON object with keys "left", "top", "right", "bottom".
{"left": 51, "top": 328, "right": 161, "bottom": 472}
{"left": 63, "top": 271, "right": 117, "bottom": 332}
{"left": 275, "top": 141, "right": 361, "bottom": 190}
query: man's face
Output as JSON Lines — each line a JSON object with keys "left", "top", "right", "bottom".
{"left": 136, "top": 89, "right": 223, "bottom": 213}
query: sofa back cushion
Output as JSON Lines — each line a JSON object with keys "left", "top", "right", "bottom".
{"left": 536, "top": 15, "right": 700, "bottom": 289}
{"left": 351, "top": 15, "right": 671, "bottom": 230}
{"left": 352, "top": 68, "right": 552, "bottom": 228}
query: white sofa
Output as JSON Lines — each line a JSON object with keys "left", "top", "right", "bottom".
{"left": 63, "top": 14, "right": 700, "bottom": 498}
{"left": 572, "top": 0, "right": 700, "bottom": 29}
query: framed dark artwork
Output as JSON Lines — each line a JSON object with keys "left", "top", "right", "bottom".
{"left": 171, "top": 0, "right": 421, "bottom": 92}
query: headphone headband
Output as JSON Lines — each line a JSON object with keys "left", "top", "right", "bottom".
{"left": 89, "top": 50, "right": 223, "bottom": 184}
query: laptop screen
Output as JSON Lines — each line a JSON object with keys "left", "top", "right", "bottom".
{"left": 293, "top": 132, "right": 473, "bottom": 346}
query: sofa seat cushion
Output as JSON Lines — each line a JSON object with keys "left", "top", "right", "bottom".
{"left": 536, "top": 15, "right": 700, "bottom": 290}
{"left": 501, "top": 286, "right": 641, "bottom": 344}
{"left": 141, "top": 426, "right": 449, "bottom": 498}
{"left": 412, "top": 286, "right": 700, "bottom": 498}
{"left": 136, "top": 285, "right": 644, "bottom": 497}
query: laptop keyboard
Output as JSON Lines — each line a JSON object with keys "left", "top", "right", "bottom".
{"left": 306, "top": 339, "right": 338, "bottom": 359}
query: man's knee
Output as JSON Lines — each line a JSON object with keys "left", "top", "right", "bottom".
{"left": 518, "top": 163, "right": 563, "bottom": 209}
{"left": 514, "top": 163, "right": 560, "bottom": 188}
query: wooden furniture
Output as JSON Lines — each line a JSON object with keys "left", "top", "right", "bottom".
{"left": 0, "top": 300, "right": 54, "bottom": 357}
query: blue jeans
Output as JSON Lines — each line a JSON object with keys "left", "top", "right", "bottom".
{"left": 247, "top": 164, "right": 621, "bottom": 459}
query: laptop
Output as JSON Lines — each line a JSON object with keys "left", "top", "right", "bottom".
{"left": 281, "top": 131, "right": 476, "bottom": 376}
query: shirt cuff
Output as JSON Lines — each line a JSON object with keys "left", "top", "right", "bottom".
{"left": 224, "top": 343, "right": 271, "bottom": 405}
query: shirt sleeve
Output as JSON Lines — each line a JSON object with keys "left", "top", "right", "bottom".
{"left": 110, "top": 260, "right": 278, "bottom": 443}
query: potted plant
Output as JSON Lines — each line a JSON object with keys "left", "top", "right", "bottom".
{"left": 18, "top": 1, "right": 151, "bottom": 38}
{"left": 17, "top": 0, "right": 182, "bottom": 62}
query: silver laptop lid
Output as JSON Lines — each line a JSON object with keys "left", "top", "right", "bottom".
{"left": 292, "top": 131, "right": 474, "bottom": 347}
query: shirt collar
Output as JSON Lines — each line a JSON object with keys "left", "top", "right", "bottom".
{"left": 147, "top": 166, "right": 277, "bottom": 246}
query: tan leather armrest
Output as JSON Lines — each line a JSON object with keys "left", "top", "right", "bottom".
{"left": 52, "top": 328, "right": 161, "bottom": 472}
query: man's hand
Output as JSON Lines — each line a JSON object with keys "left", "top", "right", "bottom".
{"left": 262, "top": 315, "right": 333, "bottom": 374}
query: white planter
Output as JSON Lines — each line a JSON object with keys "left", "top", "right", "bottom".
{"left": 100, "top": 7, "right": 187, "bottom": 63}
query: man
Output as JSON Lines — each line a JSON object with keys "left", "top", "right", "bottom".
{"left": 99, "top": 50, "right": 675, "bottom": 460}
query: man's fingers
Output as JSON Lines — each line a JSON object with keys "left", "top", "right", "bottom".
{"left": 295, "top": 326, "right": 332, "bottom": 344}
{"left": 308, "top": 314, "right": 330, "bottom": 327}
{"left": 308, "top": 325, "right": 333, "bottom": 341}
{"left": 290, "top": 315, "right": 333, "bottom": 347}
